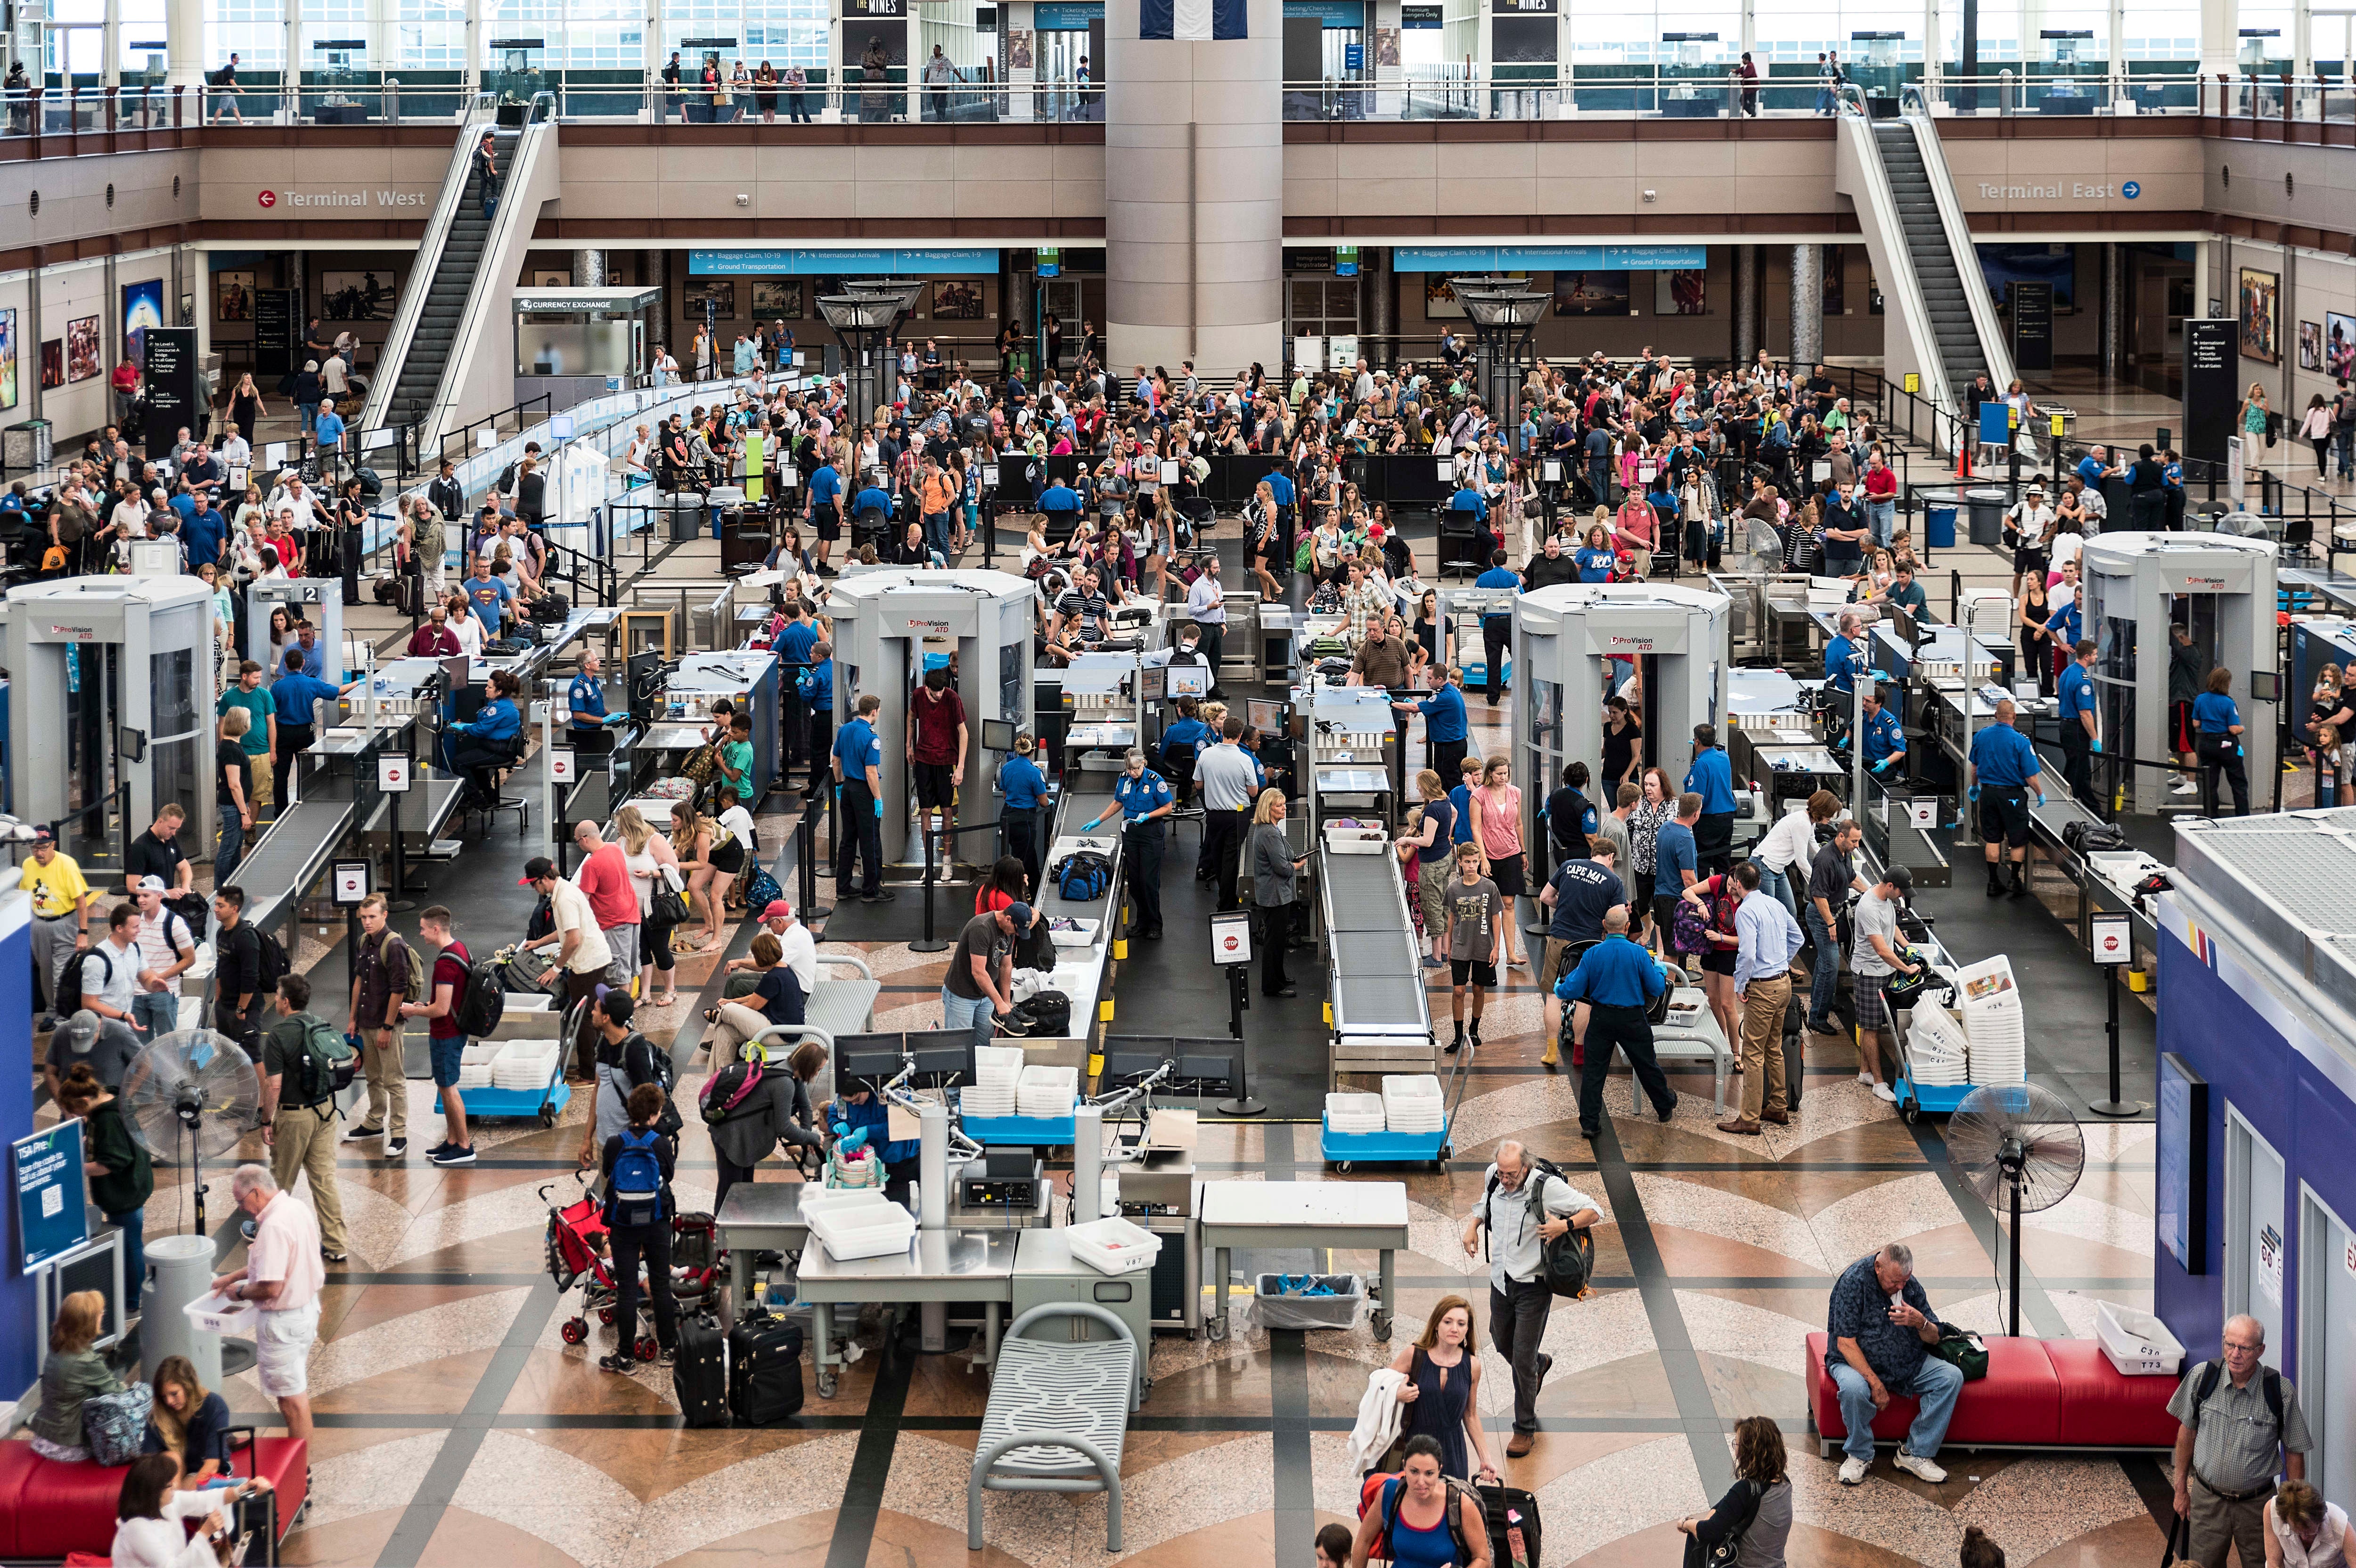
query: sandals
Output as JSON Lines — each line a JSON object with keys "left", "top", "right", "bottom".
{"left": 654, "top": 992, "right": 679, "bottom": 1007}
{"left": 701, "top": 1006, "right": 722, "bottom": 1024}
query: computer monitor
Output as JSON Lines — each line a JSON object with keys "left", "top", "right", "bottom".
{"left": 1139, "top": 665, "right": 1167, "bottom": 702}
{"left": 1101, "top": 1041, "right": 1178, "bottom": 1086}
{"left": 1171, "top": 1038, "right": 1245, "bottom": 1098}
{"left": 1247, "top": 698, "right": 1284, "bottom": 733}
{"left": 1166, "top": 665, "right": 1210, "bottom": 699}
{"left": 835, "top": 1034, "right": 907, "bottom": 1090}
{"left": 903, "top": 1030, "right": 976, "bottom": 1088}
{"left": 983, "top": 718, "right": 1019, "bottom": 753}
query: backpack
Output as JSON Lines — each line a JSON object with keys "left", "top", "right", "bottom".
{"left": 254, "top": 924, "right": 291, "bottom": 993}
{"left": 700, "top": 1056, "right": 769, "bottom": 1124}
{"left": 82, "top": 1382, "right": 155, "bottom": 1467}
{"left": 1053, "top": 850, "right": 1113, "bottom": 902}
{"left": 289, "top": 1012, "right": 357, "bottom": 1106}
{"left": 1670, "top": 896, "right": 1711, "bottom": 957}
{"left": 1357, "top": 1472, "right": 1480, "bottom": 1567}
{"left": 450, "top": 944, "right": 508, "bottom": 1037}
{"left": 386, "top": 934, "right": 425, "bottom": 1004}
{"left": 740, "top": 866, "right": 784, "bottom": 917}
{"left": 56, "top": 944, "right": 112, "bottom": 1010}
{"left": 1481, "top": 1157, "right": 1594, "bottom": 1299}
{"left": 605, "top": 1129, "right": 668, "bottom": 1229}
{"left": 2190, "top": 1359, "right": 2284, "bottom": 1439}
{"left": 623, "top": 1032, "right": 685, "bottom": 1137}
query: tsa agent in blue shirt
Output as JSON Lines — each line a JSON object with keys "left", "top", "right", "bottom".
{"left": 2055, "top": 641, "right": 2100, "bottom": 808}
{"left": 777, "top": 611, "right": 822, "bottom": 771}
{"left": 1967, "top": 701, "right": 2046, "bottom": 894}
{"left": 832, "top": 693, "right": 889, "bottom": 900}
{"left": 2044, "top": 590, "right": 2082, "bottom": 650}
{"left": 1823, "top": 613, "right": 1867, "bottom": 696}
{"left": 269, "top": 651, "right": 351, "bottom": 805}
{"left": 1858, "top": 689, "right": 1908, "bottom": 776}
{"left": 798, "top": 649, "right": 835, "bottom": 794}
{"left": 851, "top": 480, "right": 894, "bottom": 526}
{"left": 447, "top": 668, "right": 524, "bottom": 775}
{"left": 1554, "top": 915, "right": 1676, "bottom": 1136}
{"left": 1038, "top": 479, "right": 1083, "bottom": 524}
{"left": 1080, "top": 748, "right": 1176, "bottom": 939}
{"left": 1473, "top": 557, "right": 1522, "bottom": 704}
{"left": 1683, "top": 725, "right": 1739, "bottom": 874}
{"left": 1396, "top": 672, "right": 1471, "bottom": 785}
{"left": 2192, "top": 672, "right": 2250, "bottom": 817}
{"left": 1451, "top": 486, "right": 1490, "bottom": 525}
{"left": 807, "top": 461, "right": 844, "bottom": 562}
{"left": 997, "top": 736, "right": 1049, "bottom": 892}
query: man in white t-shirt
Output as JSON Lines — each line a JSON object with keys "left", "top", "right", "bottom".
{"left": 522, "top": 855, "right": 614, "bottom": 1081}
{"left": 725, "top": 898, "right": 816, "bottom": 996}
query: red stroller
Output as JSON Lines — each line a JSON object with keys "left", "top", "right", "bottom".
{"left": 541, "top": 1175, "right": 726, "bottom": 1360}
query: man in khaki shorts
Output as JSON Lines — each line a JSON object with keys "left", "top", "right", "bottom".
{"left": 211, "top": 1165, "right": 325, "bottom": 1444}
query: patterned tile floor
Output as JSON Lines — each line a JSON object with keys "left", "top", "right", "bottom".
{"left": 79, "top": 527, "right": 2174, "bottom": 1568}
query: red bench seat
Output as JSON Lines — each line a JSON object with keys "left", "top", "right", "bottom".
{"left": 0, "top": 1431, "right": 306, "bottom": 1561}
{"left": 1805, "top": 1330, "right": 2180, "bottom": 1456}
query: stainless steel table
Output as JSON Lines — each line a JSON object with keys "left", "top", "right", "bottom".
{"left": 1198, "top": 1180, "right": 1411, "bottom": 1341}
{"left": 798, "top": 1229, "right": 1019, "bottom": 1398}
{"left": 712, "top": 1183, "right": 815, "bottom": 1329}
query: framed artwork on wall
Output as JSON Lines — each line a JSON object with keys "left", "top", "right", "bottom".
{"left": 2237, "top": 267, "right": 2279, "bottom": 364}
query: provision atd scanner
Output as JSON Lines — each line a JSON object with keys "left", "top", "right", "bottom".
{"left": 1513, "top": 583, "right": 1731, "bottom": 858}
{"left": 8, "top": 577, "right": 218, "bottom": 864}
{"left": 823, "top": 569, "right": 1039, "bottom": 871}
{"left": 245, "top": 579, "right": 347, "bottom": 684}
{"left": 2079, "top": 533, "right": 2277, "bottom": 815}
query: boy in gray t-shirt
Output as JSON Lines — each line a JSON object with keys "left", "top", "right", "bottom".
{"left": 1444, "top": 843, "right": 1505, "bottom": 1054}
{"left": 1847, "top": 867, "right": 1915, "bottom": 1102}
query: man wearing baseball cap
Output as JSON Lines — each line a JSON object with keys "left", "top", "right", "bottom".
{"left": 941, "top": 901, "right": 1027, "bottom": 1052}
{"left": 18, "top": 827, "right": 93, "bottom": 1031}
{"left": 1849, "top": 864, "right": 1919, "bottom": 1104}
{"left": 130, "top": 875, "right": 198, "bottom": 1042}
{"left": 43, "top": 1009, "right": 144, "bottom": 1104}
{"left": 520, "top": 855, "right": 611, "bottom": 1081}
{"left": 725, "top": 899, "right": 814, "bottom": 997}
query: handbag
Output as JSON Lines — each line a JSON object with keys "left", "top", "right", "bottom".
{"left": 681, "top": 743, "right": 720, "bottom": 786}
{"left": 651, "top": 865, "right": 692, "bottom": 926}
{"left": 84, "top": 1381, "right": 155, "bottom": 1465}
{"left": 1683, "top": 1481, "right": 1763, "bottom": 1568}
{"left": 1926, "top": 1326, "right": 1989, "bottom": 1382}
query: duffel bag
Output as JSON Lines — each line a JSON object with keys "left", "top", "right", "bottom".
{"left": 1011, "top": 989, "right": 1071, "bottom": 1037}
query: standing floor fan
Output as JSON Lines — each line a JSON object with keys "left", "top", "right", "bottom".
{"left": 1947, "top": 1082, "right": 2085, "bottom": 1337}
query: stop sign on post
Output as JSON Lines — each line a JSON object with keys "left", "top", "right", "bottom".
{"left": 377, "top": 754, "right": 411, "bottom": 793}
{"left": 1209, "top": 910, "right": 1252, "bottom": 965}
{"left": 2091, "top": 913, "right": 2130, "bottom": 966}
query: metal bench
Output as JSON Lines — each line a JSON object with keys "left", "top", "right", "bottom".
{"left": 738, "top": 952, "right": 882, "bottom": 1097}
{"left": 967, "top": 1303, "right": 1136, "bottom": 1554}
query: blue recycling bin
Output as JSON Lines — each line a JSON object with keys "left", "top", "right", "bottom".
{"left": 1921, "top": 489, "right": 1962, "bottom": 549}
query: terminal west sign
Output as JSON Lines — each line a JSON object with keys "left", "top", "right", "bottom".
{"left": 255, "top": 188, "right": 432, "bottom": 209}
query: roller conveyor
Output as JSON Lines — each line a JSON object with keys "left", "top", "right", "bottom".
{"left": 1318, "top": 842, "right": 1431, "bottom": 1049}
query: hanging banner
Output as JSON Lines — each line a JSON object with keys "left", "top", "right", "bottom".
{"left": 688, "top": 249, "right": 998, "bottom": 277}
{"left": 1396, "top": 245, "right": 1708, "bottom": 273}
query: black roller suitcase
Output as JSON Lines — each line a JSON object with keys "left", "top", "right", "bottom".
{"left": 1473, "top": 1480, "right": 1542, "bottom": 1568}
{"left": 674, "top": 1312, "right": 729, "bottom": 1428}
{"left": 727, "top": 1313, "right": 805, "bottom": 1425}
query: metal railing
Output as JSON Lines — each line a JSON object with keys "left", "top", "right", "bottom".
{"left": 2201, "top": 71, "right": 2356, "bottom": 125}
{"left": 441, "top": 394, "right": 555, "bottom": 473}
{"left": 1277, "top": 67, "right": 2210, "bottom": 121}
{"left": 0, "top": 84, "right": 188, "bottom": 153}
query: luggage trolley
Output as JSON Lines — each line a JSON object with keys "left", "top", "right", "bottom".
{"left": 1320, "top": 1044, "right": 1474, "bottom": 1173}
{"left": 1884, "top": 956, "right": 1977, "bottom": 1123}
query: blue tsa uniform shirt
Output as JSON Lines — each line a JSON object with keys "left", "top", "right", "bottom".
{"left": 1860, "top": 707, "right": 1907, "bottom": 769}
{"left": 834, "top": 716, "right": 883, "bottom": 784}
{"left": 2057, "top": 662, "right": 2096, "bottom": 735}
{"left": 1112, "top": 770, "right": 1174, "bottom": 825}
{"left": 567, "top": 672, "right": 609, "bottom": 734}
{"left": 1823, "top": 632, "right": 1866, "bottom": 694}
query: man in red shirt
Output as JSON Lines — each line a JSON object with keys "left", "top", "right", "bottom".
{"left": 571, "top": 820, "right": 640, "bottom": 984}
{"left": 907, "top": 667, "right": 969, "bottom": 851}
{"left": 111, "top": 357, "right": 140, "bottom": 423}
{"left": 1862, "top": 450, "right": 1900, "bottom": 548}
{"left": 406, "top": 602, "right": 464, "bottom": 657}
{"left": 399, "top": 905, "right": 476, "bottom": 1166}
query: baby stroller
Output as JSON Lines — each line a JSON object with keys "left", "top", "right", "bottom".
{"left": 541, "top": 1174, "right": 727, "bottom": 1360}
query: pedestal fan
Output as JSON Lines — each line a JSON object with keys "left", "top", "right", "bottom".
{"left": 1947, "top": 1081, "right": 2085, "bottom": 1338}
{"left": 121, "top": 1028, "right": 262, "bottom": 1241}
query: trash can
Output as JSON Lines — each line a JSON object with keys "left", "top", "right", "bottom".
{"left": 1965, "top": 488, "right": 2009, "bottom": 547}
{"left": 1921, "top": 489, "right": 1963, "bottom": 550}
{"left": 707, "top": 485, "right": 745, "bottom": 541}
{"left": 143, "top": 1233, "right": 229, "bottom": 1388}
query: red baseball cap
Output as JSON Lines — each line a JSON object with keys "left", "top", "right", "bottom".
{"left": 761, "top": 899, "right": 793, "bottom": 920}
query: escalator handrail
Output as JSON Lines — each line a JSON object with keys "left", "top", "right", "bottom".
{"left": 1898, "top": 104, "right": 2020, "bottom": 398}
{"left": 1832, "top": 104, "right": 1962, "bottom": 445}
{"left": 418, "top": 107, "right": 559, "bottom": 458}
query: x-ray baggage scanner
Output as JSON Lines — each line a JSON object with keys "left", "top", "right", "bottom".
{"left": 1513, "top": 583, "right": 1730, "bottom": 864}
{"left": 824, "top": 569, "right": 1038, "bottom": 871}
{"left": 8, "top": 577, "right": 219, "bottom": 867}
{"left": 2080, "top": 533, "right": 2276, "bottom": 816}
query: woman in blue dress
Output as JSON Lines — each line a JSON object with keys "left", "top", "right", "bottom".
{"left": 1386, "top": 1294, "right": 1500, "bottom": 1483}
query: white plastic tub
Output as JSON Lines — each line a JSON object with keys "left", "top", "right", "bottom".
{"left": 185, "top": 1291, "right": 258, "bottom": 1335}
{"left": 1066, "top": 1215, "right": 1162, "bottom": 1274}
{"left": 1954, "top": 953, "right": 2020, "bottom": 1010}
{"left": 2095, "top": 1300, "right": 2185, "bottom": 1376}
{"left": 1323, "top": 823, "right": 1389, "bottom": 855}
{"left": 809, "top": 1202, "right": 918, "bottom": 1262}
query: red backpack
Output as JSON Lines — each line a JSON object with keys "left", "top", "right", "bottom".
{"left": 1356, "top": 1472, "right": 1479, "bottom": 1564}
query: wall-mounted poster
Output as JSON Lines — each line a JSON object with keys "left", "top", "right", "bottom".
{"left": 683, "top": 279, "right": 736, "bottom": 320}
{"left": 2326, "top": 312, "right": 2356, "bottom": 380}
{"left": 932, "top": 279, "right": 984, "bottom": 320}
{"left": 1006, "top": 28, "right": 1034, "bottom": 69}
{"left": 65, "top": 315, "right": 101, "bottom": 382}
{"left": 2237, "top": 266, "right": 2279, "bottom": 364}
{"left": 0, "top": 308, "right": 16, "bottom": 410}
{"left": 1822, "top": 245, "right": 1846, "bottom": 316}
{"left": 40, "top": 339, "right": 62, "bottom": 390}
{"left": 122, "top": 278, "right": 164, "bottom": 366}
{"left": 1978, "top": 242, "right": 2076, "bottom": 310}
{"left": 2299, "top": 319, "right": 2324, "bottom": 372}
{"left": 1553, "top": 270, "right": 1629, "bottom": 317}
{"left": 1374, "top": 25, "right": 1399, "bottom": 65}
{"left": 752, "top": 279, "right": 803, "bottom": 319}
{"left": 1654, "top": 269, "right": 1706, "bottom": 316}
{"left": 217, "top": 270, "right": 255, "bottom": 322}
{"left": 1423, "top": 276, "right": 1463, "bottom": 319}
{"left": 321, "top": 270, "right": 394, "bottom": 321}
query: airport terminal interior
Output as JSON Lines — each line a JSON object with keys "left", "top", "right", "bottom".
{"left": 2, "top": 1, "right": 2356, "bottom": 1565}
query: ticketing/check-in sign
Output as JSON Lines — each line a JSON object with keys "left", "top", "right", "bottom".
{"left": 377, "top": 754, "right": 411, "bottom": 793}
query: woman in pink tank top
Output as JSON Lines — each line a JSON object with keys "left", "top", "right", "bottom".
{"left": 1469, "top": 755, "right": 1526, "bottom": 970}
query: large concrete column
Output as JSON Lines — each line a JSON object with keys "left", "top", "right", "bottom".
{"left": 645, "top": 250, "right": 668, "bottom": 357}
{"left": 1733, "top": 245, "right": 1758, "bottom": 364}
{"left": 1105, "top": 0, "right": 1284, "bottom": 378}
{"left": 1789, "top": 244, "right": 1823, "bottom": 368}
{"left": 572, "top": 250, "right": 606, "bottom": 287}
{"left": 166, "top": 0, "right": 205, "bottom": 90}
{"left": 2100, "top": 242, "right": 2121, "bottom": 383}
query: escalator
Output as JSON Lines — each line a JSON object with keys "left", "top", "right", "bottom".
{"left": 376, "top": 131, "right": 516, "bottom": 433}
{"left": 1834, "top": 100, "right": 2015, "bottom": 446}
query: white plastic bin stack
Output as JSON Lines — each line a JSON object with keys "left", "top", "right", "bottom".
{"left": 491, "top": 1039, "right": 561, "bottom": 1091}
{"left": 2094, "top": 1301, "right": 2186, "bottom": 1376}
{"left": 1017, "top": 1063, "right": 1079, "bottom": 1119}
{"left": 960, "top": 1046, "right": 1023, "bottom": 1119}
{"left": 1381, "top": 1074, "right": 1445, "bottom": 1135}
{"left": 1903, "top": 1004, "right": 1972, "bottom": 1087}
{"left": 1325, "top": 1092, "right": 1386, "bottom": 1133}
{"left": 455, "top": 1042, "right": 505, "bottom": 1091}
{"left": 1954, "top": 955, "right": 2027, "bottom": 1083}
{"left": 804, "top": 1189, "right": 917, "bottom": 1261}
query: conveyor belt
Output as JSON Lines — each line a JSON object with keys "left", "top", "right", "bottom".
{"left": 237, "top": 787, "right": 357, "bottom": 934}
{"left": 1318, "top": 846, "right": 1430, "bottom": 1040}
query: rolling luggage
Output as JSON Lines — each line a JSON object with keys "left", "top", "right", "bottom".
{"left": 674, "top": 1312, "right": 729, "bottom": 1428}
{"left": 727, "top": 1313, "right": 805, "bottom": 1425}
{"left": 1474, "top": 1480, "right": 1542, "bottom": 1568}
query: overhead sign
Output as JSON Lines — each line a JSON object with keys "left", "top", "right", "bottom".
{"left": 1397, "top": 245, "right": 1709, "bottom": 274}
{"left": 687, "top": 249, "right": 997, "bottom": 277}
{"left": 1402, "top": 3, "right": 1443, "bottom": 24}
{"left": 12, "top": 1122, "right": 88, "bottom": 1275}
{"left": 2090, "top": 913, "right": 2130, "bottom": 966}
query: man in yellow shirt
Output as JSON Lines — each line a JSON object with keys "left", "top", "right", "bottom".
{"left": 19, "top": 827, "right": 93, "bottom": 1029}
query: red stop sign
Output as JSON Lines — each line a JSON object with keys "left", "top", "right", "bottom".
{"left": 257, "top": 190, "right": 277, "bottom": 208}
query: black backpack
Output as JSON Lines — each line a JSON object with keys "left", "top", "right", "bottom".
{"left": 2190, "top": 1359, "right": 2284, "bottom": 1437}
{"left": 450, "top": 944, "right": 507, "bottom": 1038}
{"left": 1481, "top": 1157, "right": 1594, "bottom": 1299}
{"left": 623, "top": 1032, "right": 685, "bottom": 1137}
{"left": 254, "top": 924, "right": 291, "bottom": 993}
{"left": 56, "top": 944, "right": 112, "bottom": 1011}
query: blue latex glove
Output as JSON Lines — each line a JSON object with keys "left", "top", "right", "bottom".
{"left": 873, "top": 797, "right": 884, "bottom": 819}
{"left": 2091, "top": 736, "right": 2102, "bottom": 753}
{"left": 1967, "top": 784, "right": 1980, "bottom": 803}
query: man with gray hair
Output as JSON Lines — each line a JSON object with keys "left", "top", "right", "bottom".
{"left": 2168, "top": 1314, "right": 2313, "bottom": 1568}
{"left": 1461, "top": 1139, "right": 1601, "bottom": 1458}
{"left": 210, "top": 1164, "right": 325, "bottom": 1444}
{"left": 1824, "top": 1241, "right": 1962, "bottom": 1486}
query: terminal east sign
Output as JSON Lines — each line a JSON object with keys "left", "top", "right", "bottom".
{"left": 1975, "top": 180, "right": 2123, "bottom": 201}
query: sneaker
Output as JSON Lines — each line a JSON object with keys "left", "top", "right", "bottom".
{"left": 596, "top": 1352, "right": 636, "bottom": 1374}
{"left": 345, "top": 1122, "right": 385, "bottom": 1143}
{"left": 430, "top": 1144, "right": 477, "bottom": 1167}
{"left": 1872, "top": 1083, "right": 1898, "bottom": 1103}
{"left": 1443, "top": 1037, "right": 1463, "bottom": 1055}
{"left": 863, "top": 889, "right": 897, "bottom": 903}
{"left": 1535, "top": 1352, "right": 1553, "bottom": 1389}
{"left": 1856, "top": 1071, "right": 1875, "bottom": 1085}
{"left": 384, "top": 1139, "right": 409, "bottom": 1159}
{"left": 1892, "top": 1450, "right": 1947, "bottom": 1484}
{"left": 656, "top": 1343, "right": 677, "bottom": 1367}
{"left": 425, "top": 1141, "right": 452, "bottom": 1157}
{"left": 1423, "top": 953, "right": 1446, "bottom": 969}
{"left": 320, "top": 1249, "right": 348, "bottom": 1263}
{"left": 1838, "top": 1456, "right": 1869, "bottom": 1486}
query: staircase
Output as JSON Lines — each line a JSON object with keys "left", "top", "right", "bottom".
{"left": 377, "top": 130, "right": 517, "bottom": 433}
{"left": 1873, "top": 120, "right": 1989, "bottom": 400}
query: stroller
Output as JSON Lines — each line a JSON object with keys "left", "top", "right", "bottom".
{"left": 541, "top": 1174, "right": 727, "bottom": 1360}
